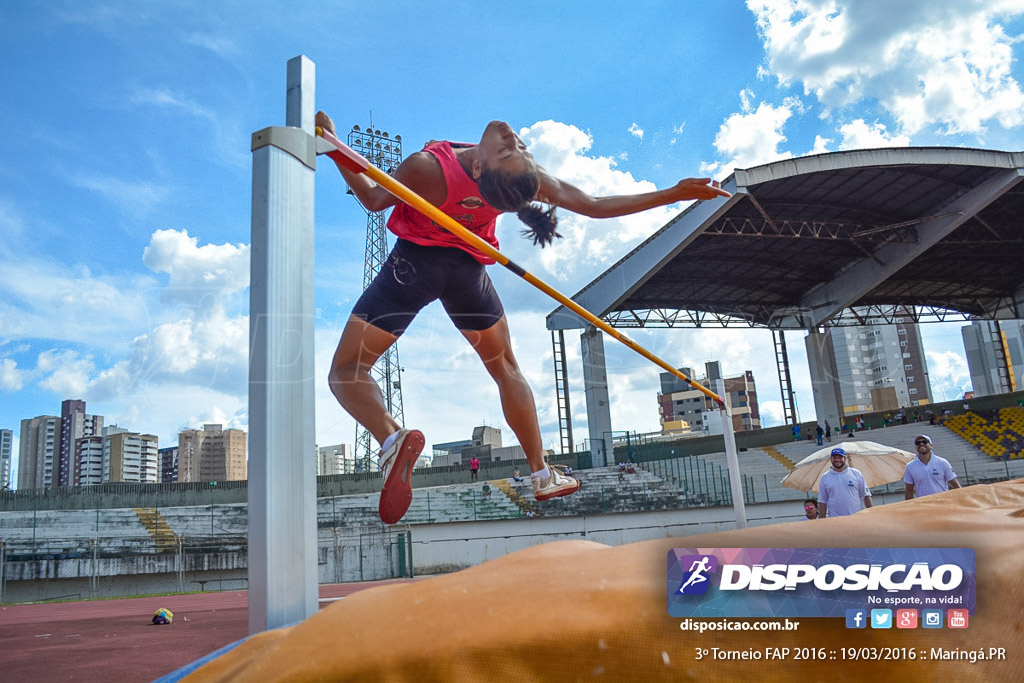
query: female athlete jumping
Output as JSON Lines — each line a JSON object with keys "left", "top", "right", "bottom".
{"left": 318, "top": 111, "right": 730, "bottom": 523}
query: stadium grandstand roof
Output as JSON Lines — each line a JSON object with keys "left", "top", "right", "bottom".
{"left": 547, "top": 147, "right": 1024, "bottom": 330}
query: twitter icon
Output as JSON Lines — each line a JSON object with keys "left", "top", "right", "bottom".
{"left": 870, "top": 609, "right": 892, "bottom": 629}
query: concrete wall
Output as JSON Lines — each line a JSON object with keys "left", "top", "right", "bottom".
{"left": 407, "top": 493, "right": 904, "bottom": 574}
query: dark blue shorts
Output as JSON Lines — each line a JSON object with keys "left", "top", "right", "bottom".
{"left": 351, "top": 239, "right": 504, "bottom": 336}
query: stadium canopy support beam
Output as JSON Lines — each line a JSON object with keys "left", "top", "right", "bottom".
{"left": 581, "top": 326, "right": 613, "bottom": 467}
{"left": 716, "top": 379, "right": 747, "bottom": 528}
{"left": 777, "top": 167, "right": 1024, "bottom": 329}
{"left": 248, "top": 55, "right": 319, "bottom": 634}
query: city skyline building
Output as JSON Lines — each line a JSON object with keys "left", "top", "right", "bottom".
{"left": 103, "top": 426, "right": 159, "bottom": 483}
{"left": 159, "top": 446, "right": 179, "bottom": 483}
{"left": 57, "top": 399, "right": 103, "bottom": 487}
{"left": 178, "top": 429, "right": 202, "bottom": 482}
{"left": 75, "top": 434, "right": 105, "bottom": 486}
{"left": 1, "top": 428, "right": 12, "bottom": 489}
{"left": 178, "top": 424, "right": 247, "bottom": 483}
{"left": 430, "top": 439, "right": 472, "bottom": 468}
{"left": 657, "top": 361, "right": 761, "bottom": 436}
{"left": 18, "top": 415, "right": 59, "bottom": 490}
{"left": 806, "top": 318, "right": 933, "bottom": 425}
{"left": 317, "top": 443, "right": 353, "bottom": 476}
{"left": 962, "top": 320, "right": 1024, "bottom": 397}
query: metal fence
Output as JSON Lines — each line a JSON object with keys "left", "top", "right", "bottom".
{"left": 0, "top": 527, "right": 412, "bottom": 604}
{"left": 638, "top": 452, "right": 1024, "bottom": 506}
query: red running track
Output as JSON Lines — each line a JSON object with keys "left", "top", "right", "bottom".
{"left": 0, "top": 580, "right": 415, "bottom": 682}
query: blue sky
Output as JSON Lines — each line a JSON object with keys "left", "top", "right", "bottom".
{"left": 2, "top": 1, "right": 1023, "bottom": 482}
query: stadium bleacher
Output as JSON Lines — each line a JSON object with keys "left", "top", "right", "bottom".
{"left": 2, "top": 421, "right": 1022, "bottom": 557}
{"left": 942, "top": 406, "right": 1024, "bottom": 460}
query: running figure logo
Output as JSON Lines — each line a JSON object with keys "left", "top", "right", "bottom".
{"left": 677, "top": 554, "right": 718, "bottom": 595}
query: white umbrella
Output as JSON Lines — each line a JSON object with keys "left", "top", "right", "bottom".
{"left": 781, "top": 440, "right": 915, "bottom": 493}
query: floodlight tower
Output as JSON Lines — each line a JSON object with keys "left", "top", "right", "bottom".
{"left": 348, "top": 123, "right": 405, "bottom": 471}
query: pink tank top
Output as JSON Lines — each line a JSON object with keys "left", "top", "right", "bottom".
{"left": 386, "top": 141, "right": 502, "bottom": 264}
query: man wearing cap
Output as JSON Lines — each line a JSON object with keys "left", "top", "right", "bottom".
{"left": 817, "top": 447, "right": 872, "bottom": 517}
{"left": 904, "top": 434, "right": 961, "bottom": 499}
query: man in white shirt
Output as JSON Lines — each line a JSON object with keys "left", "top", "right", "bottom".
{"left": 817, "top": 447, "right": 872, "bottom": 517}
{"left": 904, "top": 434, "right": 961, "bottom": 499}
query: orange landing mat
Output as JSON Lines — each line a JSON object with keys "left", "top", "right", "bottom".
{"left": 183, "top": 480, "right": 1024, "bottom": 681}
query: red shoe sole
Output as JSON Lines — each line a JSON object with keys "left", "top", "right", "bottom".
{"left": 535, "top": 480, "right": 580, "bottom": 502}
{"left": 378, "top": 430, "right": 425, "bottom": 524}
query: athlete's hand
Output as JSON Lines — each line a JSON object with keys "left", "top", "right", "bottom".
{"left": 315, "top": 110, "right": 337, "bottom": 136}
{"left": 672, "top": 178, "right": 731, "bottom": 201}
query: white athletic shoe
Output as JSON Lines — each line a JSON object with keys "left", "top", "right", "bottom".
{"left": 378, "top": 429, "right": 425, "bottom": 524}
{"left": 532, "top": 463, "right": 580, "bottom": 501}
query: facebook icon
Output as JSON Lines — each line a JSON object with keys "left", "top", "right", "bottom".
{"left": 846, "top": 609, "right": 867, "bottom": 629}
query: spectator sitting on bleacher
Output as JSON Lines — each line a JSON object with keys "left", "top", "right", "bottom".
{"left": 512, "top": 468, "right": 523, "bottom": 483}
{"left": 482, "top": 483, "right": 491, "bottom": 498}
{"left": 802, "top": 498, "right": 819, "bottom": 521}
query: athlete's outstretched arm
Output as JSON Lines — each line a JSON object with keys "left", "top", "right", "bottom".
{"left": 536, "top": 169, "right": 731, "bottom": 218}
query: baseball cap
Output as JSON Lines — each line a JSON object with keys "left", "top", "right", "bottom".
{"left": 830, "top": 447, "right": 847, "bottom": 457}
{"left": 913, "top": 434, "right": 932, "bottom": 444}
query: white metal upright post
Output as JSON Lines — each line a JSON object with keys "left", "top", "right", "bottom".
{"left": 715, "top": 379, "right": 748, "bottom": 529}
{"left": 248, "top": 55, "right": 319, "bottom": 634}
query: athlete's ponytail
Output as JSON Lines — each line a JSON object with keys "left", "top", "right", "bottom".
{"left": 478, "top": 167, "right": 562, "bottom": 248}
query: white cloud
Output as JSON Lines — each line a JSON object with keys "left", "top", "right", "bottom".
{"left": 628, "top": 122, "right": 645, "bottom": 139}
{"left": 759, "top": 400, "right": 785, "bottom": 427}
{"left": 1, "top": 229, "right": 251, "bottom": 442}
{"left": 0, "top": 358, "right": 25, "bottom": 391}
{"left": 925, "top": 349, "right": 972, "bottom": 401}
{"left": 0, "top": 258, "right": 154, "bottom": 348}
{"left": 143, "top": 228, "right": 249, "bottom": 309}
{"left": 129, "top": 88, "right": 216, "bottom": 120}
{"left": 810, "top": 134, "right": 833, "bottom": 154}
{"left": 748, "top": 0, "right": 1024, "bottom": 136}
{"left": 0, "top": 198, "right": 26, "bottom": 240}
{"left": 701, "top": 97, "right": 796, "bottom": 176}
{"left": 100, "top": 385, "right": 248, "bottom": 444}
{"left": 181, "top": 32, "right": 239, "bottom": 58}
{"left": 89, "top": 306, "right": 248, "bottom": 401}
{"left": 37, "top": 349, "right": 95, "bottom": 396}
{"left": 70, "top": 173, "right": 170, "bottom": 218}
{"left": 837, "top": 119, "right": 912, "bottom": 149}
{"left": 514, "top": 120, "right": 680, "bottom": 282}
